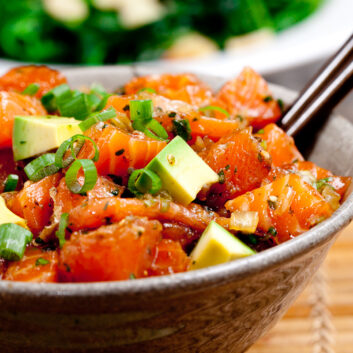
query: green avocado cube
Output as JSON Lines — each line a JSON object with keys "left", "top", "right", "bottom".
{"left": 190, "top": 221, "right": 256, "bottom": 270}
{"left": 145, "top": 136, "right": 219, "bottom": 205}
{"left": 13, "top": 116, "right": 81, "bottom": 161}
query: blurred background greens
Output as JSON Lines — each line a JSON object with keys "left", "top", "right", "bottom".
{"left": 0, "top": 0, "right": 323, "bottom": 65}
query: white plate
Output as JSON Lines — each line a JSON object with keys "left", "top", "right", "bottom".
{"left": 0, "top": 0, "right": 351, "bottom": 76}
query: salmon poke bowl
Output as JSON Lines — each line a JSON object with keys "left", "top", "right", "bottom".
{"left": 0, "top": 65, "right": 352, "bottom": 353}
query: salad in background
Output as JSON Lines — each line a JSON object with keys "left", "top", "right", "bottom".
{"left": 0, "top": 0, "right": 324, "bottom": 65}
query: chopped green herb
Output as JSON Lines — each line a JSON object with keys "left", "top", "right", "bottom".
{"left": 292, "top": 159, "right": 299, "bottom": 163}
{"left": 225, "top": 164, "right": 230, "bottom": 171}
{"left": 236, "top": 115, "right": 244, "bottom": 122}
{"left": 263, "top": 95, "right": 273, "bottom": 102}
{"left": 218, "top": 170, "right": 225, "bottom": 184}
{"left": 123, "top": 105, "right": 130, "bottom": 111}
{"left": 247, "top": 234, "right": 258, "bottom": 245}
{"left": 277, "top": 99, "right": 284, "bottom": 113}
{"left": 234, "top": 167, "right": 238, "bottom": 174}
{"left": 115, "top": 149, "right": 125, "bottom": 156}
{"left": 64, "top": 263, "right": 71, "bottom": 272}
{"left": 268, "top": 226, "right": 278, "bottom": 237}
{"left": 315, "top": 177, "right": 332, "bottom": 192}
{"left": 35, "top": 257, "right": 50, "bottom": 266}
{"left": 168, "top": 112, "right": 177, "bottom": 118}
{"left": 172, "top": 119, "right": 191, "bottom": 141}
{"left": 129, "top": 273, "right": 136, "bottom": 279}
{"left": 257, "top": 129, "right": 265, "bottom": 134}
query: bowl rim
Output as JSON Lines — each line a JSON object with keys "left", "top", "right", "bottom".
{"left": 0, "top": 66, "right": 352, "bottom": 297}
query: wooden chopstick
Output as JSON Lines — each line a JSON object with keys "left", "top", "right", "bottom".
{"left": 279, "top": 33, "right": 353, "bottom": 136}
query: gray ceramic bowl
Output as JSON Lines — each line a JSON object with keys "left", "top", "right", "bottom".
{"left": 0, "top": 67, "right": 352, "bottom": 353}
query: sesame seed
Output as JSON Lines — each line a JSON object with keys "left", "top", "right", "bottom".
{"left": 269, "top": 195, "right": 278, "bottom": 202}
{"left": 260, "top": 150, "right": 270, "bottom": 160}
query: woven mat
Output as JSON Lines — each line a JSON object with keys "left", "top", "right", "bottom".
{"left": 248, "top": 221, "right": 353, "bottom": 353}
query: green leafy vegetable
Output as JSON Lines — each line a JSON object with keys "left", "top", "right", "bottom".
{"left": 0, "top": 0, "right": 324, "bottom": 65}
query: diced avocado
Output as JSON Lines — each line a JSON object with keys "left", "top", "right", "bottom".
{"left": 189, "top": 221, "right": 255, "bottom": 270}
{"left": 145, "top": 136, "right": 218, "bottom": 205}
{"left": 13, "top": 116, "right": 81, "bottom": 160}
{"left": 0, "top": 196, "right": 27, "bottom": 229}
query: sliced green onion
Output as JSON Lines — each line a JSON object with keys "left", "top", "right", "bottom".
{"left": 69, "top": 135, "right": 99, "bottom": 162}
{"left": 90, "top": 83, "right": 111, "bottom": 111}
{"left": 41, "top": 84, "right": 72, "bottom": 113}
{"left": 24, "top": 154, "right": 60, "bottom": 182}
{"left": 42, "top": 83, "right": 110, "bottom": 119}
{"left": 95, "top": 94, "right": 111, "bottom": 112}
{"left": 55, "top": 139, "right": 83, "bottom": 169}
{"left": 4, "top": 174, "right": 19, "bottom": 192}
{"left": 137, "top": 87, "right": 157, "bottom": 94}
{"left": 35, "top": 257, "right": 50, "bottom": 266}
{"left": 128, "top": 168, "right": 162, "bottom": 196}
{"left": 133, "top": 119, "right": 169, "bottom": 141}
{"left": 130, "top": 99, "right": 168, "bottom": 141}
{"left": 0, "top": 223, "right": 33, "bottom": 261}
{"left": 79, "top": 117, "right": 99, "bottom": 133}
{"left": 79, "top": 107, "right": 117, "bottom": 132}
{"left": 65, "top": 159, "right": 98, "bottom": 194}
{"left": 172, "top": 119, "right": 192, "bottom": 141}
{"left": 55, "top": 134, "right": 99, "bottom": 168}
{"left": 58, "top": 92, "right": 91, "bottom": 121}
{"left": 199, "top": 105, "right": 230, "bottom": 118}
{"left": 22, "top": 83, "right": 40, "bottom": 96}
{"left": 130, "top": 99, "right": 153, "bottom": 121}
{"left": 56, "top": 213, "right": 69, "bottom": 248}
{"left": 86, "top": 92, "right": 102, "bottom": 111}
{"left": 93, "top": 107, "right": 117, "bottom": 121}
{"left": 91, "top": 83, "right": 108, "bottom": 96}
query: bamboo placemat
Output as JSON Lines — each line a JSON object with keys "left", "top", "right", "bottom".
{"left": 248, "top": 221, "right": 353, "bottom": 353}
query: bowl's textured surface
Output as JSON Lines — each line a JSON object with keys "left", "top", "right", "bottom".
{"left": 0, "top": 67, "right": 352, "bottom": 353}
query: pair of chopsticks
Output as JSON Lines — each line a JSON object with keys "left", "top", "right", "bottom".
{"left": 279, "top": 33, "right": 353, "bottom": 137}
